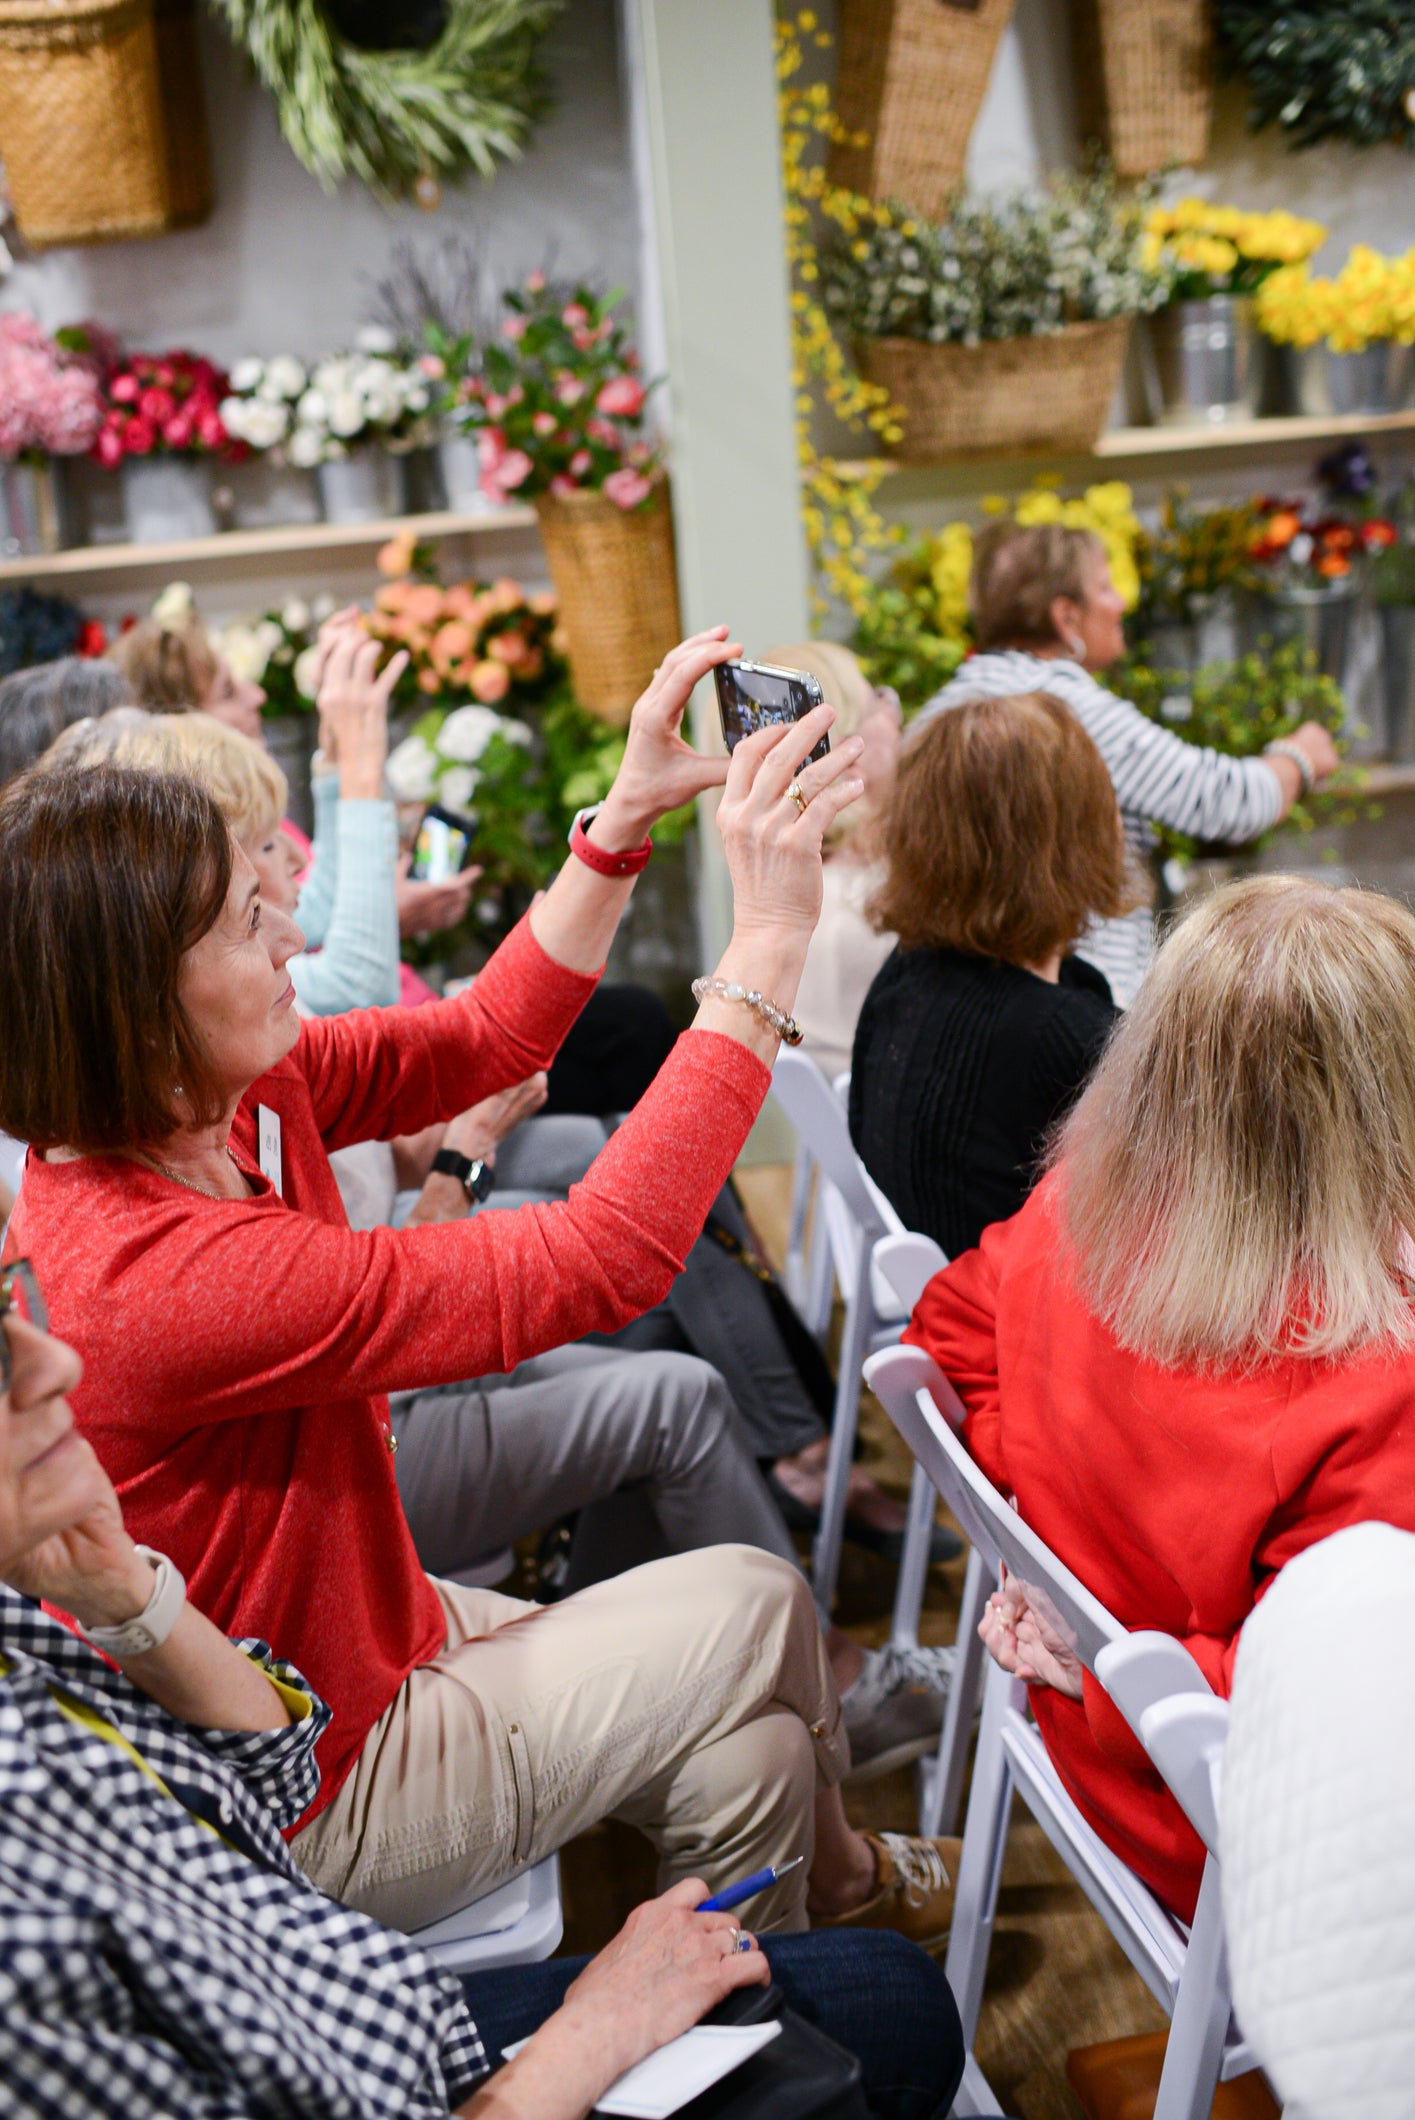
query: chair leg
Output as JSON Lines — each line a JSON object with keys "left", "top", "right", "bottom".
{"left": 888, "top": 1462, "right": 937, "bottom": 1652}
{"left": 810, "top": 1249, "right": 875, "bottom": 1620}
{"left": 1152, "top": 1858, "right": 1232, "bottom": 2120}
{"left": 944, "top": 1660, "right": 1020, "bottom": 2052}
{"left": 920, "top": 1542, "right": 990, "bottom": 1839}
{"left": 803, "top": 1177, "right": 836, "bottom": 1344}
{"left": 782, "top": 1142, "right": 814, "bottom": 1316}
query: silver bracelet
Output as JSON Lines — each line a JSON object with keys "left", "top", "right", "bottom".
{"left": 83, "top": 1546, "right": 187, "bottom": 1659}
{"left": 692, "top": 976, "right": 804, "bottom": 1047}
{"left": 1264, "top": 738, "right": 1316, "bottom": 796}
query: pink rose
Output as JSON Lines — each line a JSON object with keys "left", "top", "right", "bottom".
{"left": 123, "top": 416, "right": 157, "bottom": 456}
{"left": 93, "top": 425, "right": 125, "bottom": 468}
{"left": 571, "top": 327, "right": 597, "bottom": 353}
{"left": 163, "top": 412, "right": 195, "bottom": 450}
{"left": 604, "top": 467, "right": 652, "bottom": 510}
{"left": 484, "top": 392, "right": 509, "bottom": 420}
{"left": 503, "top": 313, "right": 528, "bottom": 341}
{"left": 139, "top": 386, "right": 176, "bottom": 424}
{"left": 596, "top": 376, "right": 644, "bottom": 419}
{"left": 531, "top": 410, "right": 558, "bottom": 437}
{"left": 554, "top": 373, "right": 586, "bottom": 407}
{"left": 505, "top": 383, "right": 524, "bottom": 406}
{"left": 586, "top": 416, "right": 620, "bottom": 448}
{"left": 470, "top": 659, "right": 511, "bottom": 703}
{"left": 493, "top": 448, "right": 533, "bottom": 491}
{"left": 569, "top": 448, "right": 593, "bottom": 476}
{"left": 480, "top": 425, "right": 506, "bottom": 469}
{"left": 418, "top": 353, "right": 446, "bottom": 380}
{"left": 526, "top": 269, "right": 546, "bottom": 292}
{"left": 561, "top": 303, "right": 590, "bottom": 329}
{"left": 109, "top": 373, "right": 140, "bottom": 405}
{"left": 197, "top": 408, "right": 227, "bottom": 450}
{"left": 549, "top": 473, "right": 579, "bottom": 497}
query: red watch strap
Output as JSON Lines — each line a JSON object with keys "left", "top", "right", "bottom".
{"left": 569, "top": 809, "right": 653, "bottom": 878}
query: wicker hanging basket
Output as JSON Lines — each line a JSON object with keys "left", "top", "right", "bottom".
{"left": 534, "top": 479, "right": 683, "bottom": 728}
{"left": 829, "top": 0, "right": 1016, "bottom": 219}
{"left": 856, "top": 319, "right": 1133, "bottom": 461}
{"left": 1073, "top": 0, "right": 1213, "bottom": 177}
{"left": 0, "top": 0, "right": 211, "bottom": 248}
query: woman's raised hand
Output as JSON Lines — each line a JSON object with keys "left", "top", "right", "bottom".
{"left": 715, "top": 703, "right": 864, "bottom": 941}
{"left": 314, "top": 614, "right": 407, "bottom": 803}
{"left": 593, "top": 628, "right": 742, "bottom": 846}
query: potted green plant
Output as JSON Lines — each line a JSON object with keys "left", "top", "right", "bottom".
{"left": 1131, "top": 493, "right": 1261, "bottom": 673}
{"left": 823, "top": 173, "right": 1171, "bottom": 460}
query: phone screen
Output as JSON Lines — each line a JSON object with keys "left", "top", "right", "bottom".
{"left": 714, "top": 661, "right": 831, "bottom": 765}
{"left": 411, "top": 809, "right": 472, "bottom": 885}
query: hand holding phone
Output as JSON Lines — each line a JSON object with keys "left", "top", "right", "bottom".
{"left": 714, "top": 660, "right": 832, "bottom": 767}
{"left": 410, "top": 802, "right": 476, "bottom": 885}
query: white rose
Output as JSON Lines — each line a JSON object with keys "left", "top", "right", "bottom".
{"left": 501, "top": 718, "right": 533, "bottom": 747}
{"left": 287, "top": 424, "right": 326, "bottom": 469}
{"left": 262, "top": 354, "right": 307, "bottom": 401}
{"left": 242, "top": 399, "right": 290, "bottom": 451}
{"left": 311, "top": 592, "right": 337, "bottom": 623}
{"left": 362, "top": 389, "right": 401, "bottom": 430}
{"left": 437, "top": 765, "right": 480, "bottom": 811}
{"left": 328, "top": 389, "right": 366, "bottom": 440}
{"left": 293, "top": 644, "right": 323, "bottom": 701}
{"left": 218, "top": 396, "right": 249, "bottom": 440}
{"left": 385, "top": 732, "right": 440, "bottom": 801}
{"left": 218, "top": 624, "right": 267, "bottom": 683}
{"left": 151, "top": 581, "right": 195, "bottom": 629}
{"left": 403, "top": 381, "right": 431, "bottom": 413}
{"left": 281, "top": 597, "right": 311, "bottom": 634}
{"left": 254, "top": 619, "right": 284, "bottom": 662}
{"left": 229, "top": 355, "right": 265, "bottom": 393}
{"left": 312, "top": 358, "right": 351, "bottom": 393}
{"left": 435, "top": 703, "right": 504, "bottom": 763}
{"left": 296, "top": 386, "right": 328, "bottom": 426}
{"left": 356, "top": 324, "right": 397, "bottom": 355}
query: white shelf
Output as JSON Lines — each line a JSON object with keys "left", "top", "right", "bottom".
{"left": 0, "top": 506, "right": 538, "bottom": 587}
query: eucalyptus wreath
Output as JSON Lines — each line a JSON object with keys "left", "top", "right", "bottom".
{"left": 1217, "top": 3, "right": 1415, "bottom": 151}
{"left": 210, "top": 0, "right": 564, "bottom": 199}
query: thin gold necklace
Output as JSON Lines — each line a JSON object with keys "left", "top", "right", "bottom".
{"left": 135, "top": 1148, "right": 247, "bottom": 1201}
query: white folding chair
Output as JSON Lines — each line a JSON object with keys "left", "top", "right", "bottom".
{"left": 865, "top": 1343, "right": 1261, "bottom": 2120}
{"left": 770, "top": 1048, "right": 932, "bottom": 1618}
{"left": 410, "top": 1852, "right": 564, "bottom": 1974}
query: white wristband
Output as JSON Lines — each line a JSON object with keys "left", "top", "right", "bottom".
{"left": 83, "top": 1547, "right": 187, "bottom": 1659}
{"left": 1264, "top": 737, "right": 1316, "bottom": 796}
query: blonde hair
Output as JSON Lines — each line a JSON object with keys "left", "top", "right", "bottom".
{"left": 762, "top": 641, "right": 876, "bottom": 740}
{"left": 971, "top": 520, "right": 1106, "bottom": 652}
{"left": 97, "top": 710, "right": 287, "bottom": 842}
{"left": 1056, "top": 875, "right": 1415, "bottom": 1370}
{"left": 108, "top": 615, "right": 219, "bottom": 712}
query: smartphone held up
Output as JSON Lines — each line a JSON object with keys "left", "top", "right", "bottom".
{"left": 714, "top": 660, "right": 832, "bottom": 768}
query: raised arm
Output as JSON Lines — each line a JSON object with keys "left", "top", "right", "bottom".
{"left": 1084, "top": 680, "right": 1337, "bottom": 842}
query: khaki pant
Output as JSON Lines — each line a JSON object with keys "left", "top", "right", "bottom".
{"left": 292, "top": 1546, "right": 847, "bottom": 1935}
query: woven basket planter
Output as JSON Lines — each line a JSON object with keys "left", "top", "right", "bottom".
{"left": 857, "top": 319, "right": 1132, "bottom": 461}
{"left": 534, "top": 480, "right": 682, "bottom": 727}
{"left": 0, "top": 0, "right": 210, "bottom": 248}
{"left": 829, "top": 0, "right": 1015, "bottom": 218}
{"left": 1073, "top": 0, "right": 1213, "bottom": 176}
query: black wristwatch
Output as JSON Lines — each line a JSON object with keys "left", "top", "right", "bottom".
{"left": 430, "top": 1148, "right": 494, "bottom": 1204}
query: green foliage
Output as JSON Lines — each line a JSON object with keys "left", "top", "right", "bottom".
{"left": 1217, "top": 3, "right": 1415, "bottom": 151}
{"left": 1111, "top": 641, "right": 1365, "bottom": 855}
{"left": 850, "top": 558, "right": 966, "bottom": 714}
{"left": 1132, "top": 494, "right": 1262, "bottom": 633}
{"left": 210, "top": 0, "right": 563, "bottom": 198}
{"left": 822, "top": 173, "right": 1171, "bottom": 345}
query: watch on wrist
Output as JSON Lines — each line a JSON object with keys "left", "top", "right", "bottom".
{"left": 83, "top": 1546, "right": 186, "bottom": 1660}
{"left": 431, "top": 1147, "right": 494, "bottom": 1204}
{"left": 568, "top": 803, "right": 653, "bottom": 879}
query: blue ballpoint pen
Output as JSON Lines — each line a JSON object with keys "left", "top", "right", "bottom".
{"left": 697, "top": 1855, "right": 804, "bottom": 1914}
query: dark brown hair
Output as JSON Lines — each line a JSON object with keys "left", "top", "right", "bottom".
{"left": 971, "top": 518, "right": 1106, "bottom": 652}
{"left": 873, "top": 693, "right": 1141, "bottom": 963}
{"left": 108, "top": 615, "right": 219, "bottom": 712}
{"left": 0, "top": 764, "right": 233, "bottom": 1150}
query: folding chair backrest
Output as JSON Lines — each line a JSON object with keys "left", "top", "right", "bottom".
{"left": 865, "top": 1342, "right": 1125, "bottom": 1671}
{"left": 771, "top": 1048, "right": 893, "bottom": 1242}
{"left": 871, "top": 1229, "right": 948, "bottom": 1315}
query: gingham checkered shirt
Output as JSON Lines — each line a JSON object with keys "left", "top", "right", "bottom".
{"left": 0, "top": 1589, "right": 487, "bottom": 2118}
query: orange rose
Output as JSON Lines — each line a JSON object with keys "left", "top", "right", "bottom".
{"left": 487, "top": 630, "right": 529, "bottom": 667}
{"left": 470, "top": 659, "right": 512, "bottom": 703}
{"left": 1265, "top": 511, "right": 1301, "bottom": 548}
{"left": 405, "top": 584, "right": 446, "bottom": 627}
{"left": 1316, "top": 553, "right": 1351, "bottom": 577}
{"left": 377, "top": 533, "right": 417, "bottom": 578}
{"left": 417, "top": 667, "right": 442, "bottom": 693}
{"left": 431, "top": 621, "right": 475, "bottom": 668}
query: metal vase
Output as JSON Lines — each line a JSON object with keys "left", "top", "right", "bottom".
{"left": 1379, "top": 604, "right": 1415, "bottom": 761}
{"left": 316, "top": 448, "right": 402, "bottom": 525}
{"left": 219, "top": 457, "right": 322, "bottom": 529}
{"left": 122, "top": 455, "right": 217, "bottom": 544}
{"left": 0, "top": 457, "right": 71, "bottom": 555}
{"left": 1240, "top": 582, "right": 1359, "bottom": 688}
{"left": 1279, "top": 341, "right": 1412, "bottom": 418}
{"left": 1146, "top": 297, "right": 1258, "bottom": 426}
{"left": 439, "top": 430, "right": 487, "bottom": 513}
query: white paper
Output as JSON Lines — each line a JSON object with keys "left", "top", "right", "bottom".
{"left": 501, "top": 2019, "right": 781, "bottom": 2118}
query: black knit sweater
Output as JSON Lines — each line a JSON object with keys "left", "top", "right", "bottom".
{"left": 848, "top": 946, "right": 1118, "bottom": 1261}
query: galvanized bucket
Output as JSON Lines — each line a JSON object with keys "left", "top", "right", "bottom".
{"left": 1145, "top": 296, "right": 1257, "bottom": 425}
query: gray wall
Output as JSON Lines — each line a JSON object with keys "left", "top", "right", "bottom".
{"left": 4, "top": 0, "right": 639, "bottom": 360}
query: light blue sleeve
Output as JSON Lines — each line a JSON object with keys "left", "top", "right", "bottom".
{"left": 289, "top": 798, "right": 402, "bottom": 1015}
{"left": 293, "top": 770, "right": 340, "bottom": 950}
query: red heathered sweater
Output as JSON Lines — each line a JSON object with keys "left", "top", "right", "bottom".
{"left": 7, "top": 917, "right": 771, "bottom": 1829}
{"left": 905, "top": 1171, "right": 1415, "bottom": 1921}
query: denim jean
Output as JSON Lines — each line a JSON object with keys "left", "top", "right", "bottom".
{"left": 461, "top": 1928, "right": 964, "bottom": 2120}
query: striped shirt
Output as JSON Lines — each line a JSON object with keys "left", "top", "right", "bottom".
{"left": 0, "top": 1592, "right": 486, "bottom": 2118}
{"left": 913, "top": 652, "right": 1284, "bottom": 1006}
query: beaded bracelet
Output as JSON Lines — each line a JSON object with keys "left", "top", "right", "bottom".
{"left": 692, "top": 975, "right": 804, "bottom": 1047}
{"left": 1264, "top": 738, "right": 1316, "bottom": 796}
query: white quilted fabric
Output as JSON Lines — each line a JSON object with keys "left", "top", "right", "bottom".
{"left": 1221, "top": 1522, "right": 1415, "bottom": 2120}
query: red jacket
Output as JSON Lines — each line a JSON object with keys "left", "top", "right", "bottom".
{"left": 7, "top": 917, "right": 771, "bottom": 1828}
{"left": 906, "top": 1172, "right": 1415, "bottom": 1919}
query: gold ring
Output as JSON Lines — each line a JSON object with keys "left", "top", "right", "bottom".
{"left": 787, "top": 780, "right": 810, "bottom": 815}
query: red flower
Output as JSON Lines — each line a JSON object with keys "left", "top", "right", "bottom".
{"left": 75, "top": 618, "right": 109, "bottom": 658}
{"left": 595, "top": 376, "right": 644, "bottom": 419}
{"left": 139, "top": 386, "right": 176, "bottom": 424}
{"left": 163, "top": 412, "right": 195, "bottom": 450}
{"left": 109, "top": 372, "right": 140, "bottom": 405}
{"left": 123, "top": 416, "right": 157, "bottom": 455}
{"left": 1362, "top": 519, "right": 1398, "bottom": 550}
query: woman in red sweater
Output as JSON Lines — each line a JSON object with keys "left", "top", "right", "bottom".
{"left": 906, "top": 873, "right": 1415, "bottom": 1921}
{"left": 0, "top": 626, "right": 961, "bottom": 1946}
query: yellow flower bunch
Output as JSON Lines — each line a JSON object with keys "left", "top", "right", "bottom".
{"left": 1256, "top": 245, "right": 1415, "bottom": 352}
{"left": 1143, "top": 200, "right": 1326, "bottom": 294}
{"left": 929, "top": 522, "right": 973, "bottom": 643}
{"left": 921, "top": 481, "right": 1143, "bottom": 649}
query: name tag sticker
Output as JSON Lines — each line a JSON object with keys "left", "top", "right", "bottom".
{"left": 257, "top": 1105, "right": 283, "bottom": 1197}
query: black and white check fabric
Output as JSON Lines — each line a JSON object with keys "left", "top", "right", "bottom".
{"left": 914, "top": 651, "right": 1285, "bottom": 1007}
{"left": 0, "top": 1589, "right": 487, "bottom": 2118}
